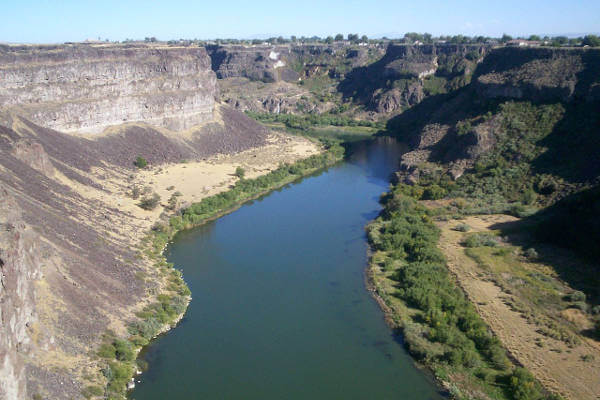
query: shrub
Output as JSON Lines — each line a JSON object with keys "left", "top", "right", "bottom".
{"left": 453, "top": 223, "right": 471, "bottom": 232}
{"left": 166, "top": 194, "right": 179, "bottom": 211}
{"left": 521, "top": 189, "right": 537, "bottom": 205}
{"left": 97, "top": 343, "right": 116, "bottom": 359}
{"left": 131, "top": 186, "right": 141, "bottom": 199}
{"left": 422, "top": 184, "right": 447, "bottom": 200}
{"left": 235, "top": 166, "right": 245, "bottom": 179}
{"left": 507, "top": 367, "right": 543, "bottom": 400}
{"left": 524, "top": 248, "right": 538, "bottom": 260}
{"left": 134, "top": 156, "right": 148, "bottom": 169}
{"left": 106, "top": 361, "right": 133, "bottom": 394}
{"left": 139, "top": 193, "right": 161, "bottom": 210}
{"left": 569, "top": 291, "right": 586, "bottom": 302}
{"left": 113, "top": 339, "right": 135, "bottom": 362}
{"left": 463, "top": 233, "right": 498, "bottom": 248}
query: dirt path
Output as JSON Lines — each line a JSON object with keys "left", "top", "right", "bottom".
{"left": 437, "top": 215, "right": 600, "bottom": 400}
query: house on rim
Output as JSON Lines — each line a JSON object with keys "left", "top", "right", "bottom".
{"left": 506, "top": 39, "right": 541, "bottom": 47}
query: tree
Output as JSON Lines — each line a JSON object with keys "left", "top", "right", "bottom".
{"left": 361, "top": 35, "right": 368, "bottom": 42}
{"left": 347, "top": 33, "right": 359, "bottom": 42}
{"left": 552, "top": 36, "right": 569, "bottom": 46}
{"left": 134, "top": 156, "right": 148, "bottom": 169}
{"left": 334, "top": 33, "right": 344, "bottom": 41}
{"left": 583, "top": 35, "right": 600, "bottom": 47}
{"left": 528, "top": 35, "right": 541, "bottom": 41}
{"left": 500, "top": 33, "right": 513, "bottom": 43}
{"left": 235, "top": 166, "right": 246, "bottom": 179}
{"left": 325, "top": 36, "right": 334, "bottom": 44}
{"left": 290, "top": 35, "right": 297, "bottom": 42}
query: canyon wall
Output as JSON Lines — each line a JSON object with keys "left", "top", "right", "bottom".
{"left": 0, "top": 44, "right": 217, "bottom": 133}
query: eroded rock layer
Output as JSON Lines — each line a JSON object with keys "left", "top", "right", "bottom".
{"left": 0, "top": 44, "right": 217, "bottom": 133}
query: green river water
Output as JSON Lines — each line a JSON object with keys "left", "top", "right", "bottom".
{"left": 130, "top": 137, "right": 444, "bottom": 399}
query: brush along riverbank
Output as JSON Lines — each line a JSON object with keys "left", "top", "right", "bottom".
{"left": 91, "top": 143, "right": 345, "bottom": 399}
{"left": 366, "top": 188, "right": 562, "bottom": 400}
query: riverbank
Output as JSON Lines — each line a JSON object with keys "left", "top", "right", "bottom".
{"left": 94, "top": 140, "right": 345, "bottom": 399}
{"left": 366, "top": 190, "right": 556, "bottom": 400}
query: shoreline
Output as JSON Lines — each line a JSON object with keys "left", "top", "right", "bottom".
{"left": 364, "top": 243, "right": 451, "bottom": 397}
{"left": 118, "top": 143, "right": 346, "bottom": 398}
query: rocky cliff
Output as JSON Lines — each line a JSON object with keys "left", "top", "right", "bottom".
{"left": 388, "top": 47, "right": 600, "bottom": 194}
{"left": 208, "top": 42, "right": 491, "bottom": 117}
{"left": 0, "top": 42, "right": 279, "bottom": 399}
{"left": 0, "top": 44, "right": 217, "bottom": 133}
{"left": 339, "top": 43, "right": 492, "bottom": 114}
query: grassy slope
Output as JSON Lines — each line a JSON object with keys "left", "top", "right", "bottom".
{"left": 368, "top": 192, "right": 552, "bottom": 400}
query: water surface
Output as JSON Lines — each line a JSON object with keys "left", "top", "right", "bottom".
{"left": 131, "top": 137, "right": 443, "bottom": 399}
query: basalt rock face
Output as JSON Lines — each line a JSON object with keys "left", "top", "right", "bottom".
{"left": 0, "top": 104, "right": 270, "bottom": 399}
{"left": 0, "top": 42, "right": 274, "bottom": 399}
{"left": 207, "top": 45, "right": 300, "bottom": 83}
{"left": 474, "top": 47, "right": 599, "bottom": 102}
{"left": 0, "top": 44, "right": 217, "bottom": 133}
{"left": 206, "top": 43, "right": 388, "bottom": 83}
{"left": 0, "top": 187, "right": 42, "bottom": 400}
{"left": 340, "top": 43, "right": 491, "bottom": 114}
{"left": 209, "top": 43, "right": 386, "bottom": 114}
{"left": 389, "top": 47, "right": 600, "bottom": 185}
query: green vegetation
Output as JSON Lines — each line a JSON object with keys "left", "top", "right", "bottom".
{"left": 367, "top": 191, "right": 555, "bottom": 399}
{"left": 138, "top": 193, "right": 161, "bottom": 210}
{"left": 168, "top": 144, "right": 344, "bottom": 233}
{"left": 234, "top": 166, "right": 245, "bottom": 179}
{"left": 393, "top": 101, "right": 568, "bottom": 216}
{"left": 463, "top": 233, "right": 499, "bottom": 248}
{"left": 96, "top": 143, "right": 345, "bottom": 398}
{"left": 134, "top": 156, "right": 148, "bottom": 169}
{"left": 245, "top": 111, "right": 384, "bottom": 131}
{"left": 82, "top": 385, "right": 104, "bottom": 399}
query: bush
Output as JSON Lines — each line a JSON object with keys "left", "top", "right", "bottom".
{"left": 422, "top": 184, "right": 447, "bottom": 200}
{"left": 453, "top": 223, "right": 471, "bottom": 232}
{"left": 463, "top": 233, "right": 498, "bottom": 248}
{"left": 524, "top": 248, "right": 538, "bottom": 261}
{"left": 507, "top": 367, "right": 543, "bottom": 400}
{"left": 235, "top": 166, "right": 245, "bottom": 179}
{"left": 113, "top": 339, "right": 135, "bottom": 362}
{"left": 569, "top": 291, "right": 586, "bottom": 302}
{"left": 131, "top": 186, "right": 141, "bottom": 199}
{"left": 139, "top": 193, "right": 161, "bottom": 210}
{"left": 134, "top": 156, "right": 148, "bottom": 169}
{"left": 97, "top": 343, "right": 116, "bottom": 359}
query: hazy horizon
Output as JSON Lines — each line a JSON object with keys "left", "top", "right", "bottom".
{"left": 2, "top": 0, "right": 599, "bottom": 44}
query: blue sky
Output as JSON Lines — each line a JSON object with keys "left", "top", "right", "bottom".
{"left": 1, "top": 0, "right": 599, "bottom": 43}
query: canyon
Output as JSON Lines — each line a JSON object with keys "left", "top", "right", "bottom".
{"left": 0, "top": 42, "right": 317, "bottom": 400}
{"left": 0, "top": 38, "right": 599, "bottom": 400}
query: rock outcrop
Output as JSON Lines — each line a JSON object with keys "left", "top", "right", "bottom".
{"left": 0, "top": 42, "right": 277, "bottom": 399}
{"left": 207, "top": 45, "right": 300, "bottom": 83}
{"left": 0, "top": 187, "right": 41, "bottom": 400}
{"left": 339, "top": 43, "right": 491, "bottom": 114}
{"left": 390, "top": 47, "right": 600, "bottom": 184}
{"left": 0, "top": 44, "right": 217, "bottom": 133}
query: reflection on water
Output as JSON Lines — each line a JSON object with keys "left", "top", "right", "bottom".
{"left": 130, "top": 137, "right": 442, "bottom": 400}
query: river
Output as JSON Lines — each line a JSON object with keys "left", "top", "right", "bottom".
{"left": 130, "top": 137, "right": 443, "bottom": 399}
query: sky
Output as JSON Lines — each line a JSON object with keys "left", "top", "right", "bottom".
{"left": 1, "top": 0, "right": 599, "bottom": 43}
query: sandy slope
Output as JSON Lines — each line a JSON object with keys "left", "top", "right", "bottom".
{"left": 437, "top": 215, "right": 600, "bottom": 400}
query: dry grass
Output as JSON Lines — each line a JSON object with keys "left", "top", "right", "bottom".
{"left": 437, "top": 214, "right": 600, "bottom": 400}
